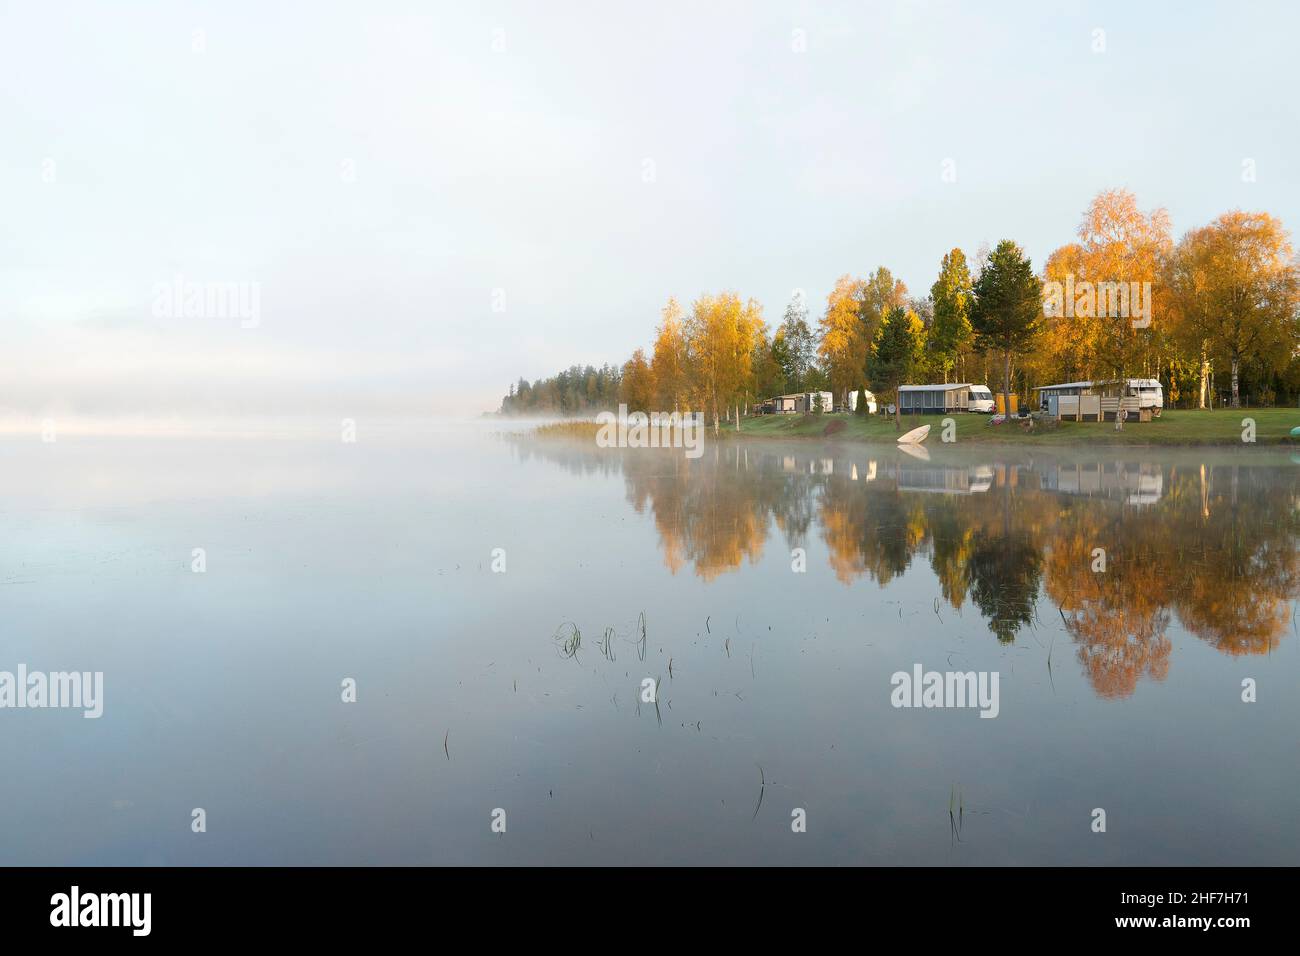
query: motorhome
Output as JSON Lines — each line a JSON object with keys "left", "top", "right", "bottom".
{"left": 966, "top": 386, "right": 995, "bottom": 413}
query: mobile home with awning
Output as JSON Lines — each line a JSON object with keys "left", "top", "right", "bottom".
{"left": 897, "top": 383, "right": 993, "bottom": 414}
{"left": 1035, "top": 379, "right": 1164, "bottom": 413}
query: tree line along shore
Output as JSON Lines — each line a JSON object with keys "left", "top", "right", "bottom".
{"left": 501, "top": 189, "right": 1300, "bottom": 430}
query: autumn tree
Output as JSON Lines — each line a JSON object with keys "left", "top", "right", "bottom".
{"left": 1037, "top": 242, "right": 1095, "bottom": 382}
{"left": 619, "top": 348, "right": 655, "bottom": 412}
{"left": 686, "top": 292, "right": 765, "bottom": 432}
{"left": 818, "top": 275, "right": 870, "bottom": 406}
{"left": 1167, "top": 210, "right": 1300, "bottom": 407}
{"left": 1075, "top": 189, "right": 1171, "bottom": 380}
{"left": 858, "top": 267, "right": 909, "bottom": 345}
{"left": 928, "top": 249, "right": 974, "bottom": 383}
{"left": 651, "top": 298, "right": 689, "bottom": 412}
{"left": 970, "top": 240, "right": 1044, "bottom": 407}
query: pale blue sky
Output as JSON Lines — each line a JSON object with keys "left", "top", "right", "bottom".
{"left": 2, "top": 0, "right": 1296, "bottom": 418}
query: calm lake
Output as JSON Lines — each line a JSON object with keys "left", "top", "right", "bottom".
{"left": 2, "top": 421, "right": 1298, "bottom": 865}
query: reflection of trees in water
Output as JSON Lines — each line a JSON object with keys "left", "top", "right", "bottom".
{"left": 642, "top": 453, "right": 767, "bottom": 581}
{"left": 924, "top": 503, "right": 975, "bottom": 610}
{"left": 1043, "top": 463, "right": 1299, "bottom": 694}
{"left": 967, "top": 530, "right": 1042, "bottom": 644}
{"left": 819, "top": 484, "right": 919, "bottom": 585}
{"left": 511, "top": 437, "right": 1299, "bottom": 687}
{"left": 819, "top": 471, "right": 1053, "bottom": 644}
{"left": 621, "top": 445, "right": 820, "bottom": 581}
{"left": 1043, "top": 513, "right": 1173, "bottom": 698}
{"left": 1163, "top": 464, "right": 1298, "bottom": 656}
{"left": 506, "top": 437, "right": 626, "bottom": 480}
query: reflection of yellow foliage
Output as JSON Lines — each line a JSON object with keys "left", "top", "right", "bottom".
{"left": 625, "top": 450, "right": 769, "bottom": 581}
{"left": 688, "top": 510, "right": 767, "bottom": 582}
{"left": 818, "top": 482, "right": 921, "bottom": 587}
{"left": 1043, "top": 465, "right": 1300, "bottom": 694}
{"left": 527, "top": 437, "right": 1300, "bottom": 696}
{"left": 1175, "top": 590, "right": 1287, "bottom": 656}
{"left": 1051, "top": 546, "right": 1173, "bottom": 699}
{"left": 1031, "top": 189, "right": 1172, "bottom": 385}
{"left": 658, "top": 526, "right": 686, "bottom": 576}
{"left": 821, "top": 507, "right": 867, "bottom": 584}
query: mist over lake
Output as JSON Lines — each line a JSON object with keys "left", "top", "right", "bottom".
{"left": 3, "top": 421, "right": 1295, "bottom": 865}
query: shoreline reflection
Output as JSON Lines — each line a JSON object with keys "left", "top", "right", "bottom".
{"left": 511, "top": 437, "right": 1300, "bottom": 698}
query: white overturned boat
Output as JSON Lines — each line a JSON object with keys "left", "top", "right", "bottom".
{"left": 897, "top": 423, "right": 930, "bottom": 444}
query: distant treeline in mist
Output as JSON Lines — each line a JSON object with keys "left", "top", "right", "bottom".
{"left": 500, "top": 364, "right": 623, "bottom": 416}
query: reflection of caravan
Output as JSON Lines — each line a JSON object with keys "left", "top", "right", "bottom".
{"left": 968, "top": 465, "right": 994, "bottom": 493}
{"left": 895, "top": 463, "right": 995, "bottom": 495}
{"left": 847, "top": 389, "right": 878, "bottom": 414}
{"left": 1128, "top": 473, "right": 1163, "bottom": 505}
{"left": 1040, "top": 461, "right": 1165, "bottom": 505}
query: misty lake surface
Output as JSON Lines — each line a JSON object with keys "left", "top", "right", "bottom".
{"left": 2, "top": 420, "right": 1298, "bottom": 865}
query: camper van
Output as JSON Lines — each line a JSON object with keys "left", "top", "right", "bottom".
{"left": 966, "top": 386, "right": 995, "bottom": 413}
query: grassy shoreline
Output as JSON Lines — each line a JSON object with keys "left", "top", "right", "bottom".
{"left": 529, "top": 408, "right": 1300, "bottom": 446}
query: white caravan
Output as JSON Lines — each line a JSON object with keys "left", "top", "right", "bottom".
{"left": 806, "top": 391, "right": 834, "bottom": 413}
